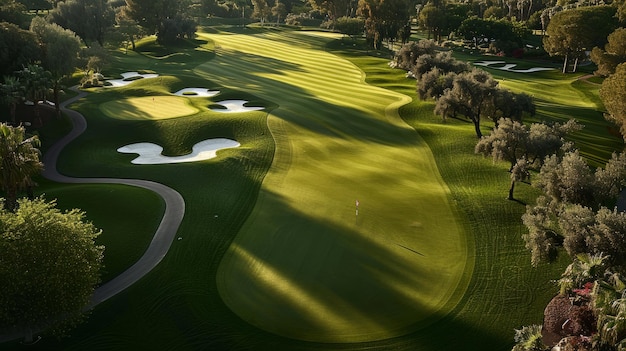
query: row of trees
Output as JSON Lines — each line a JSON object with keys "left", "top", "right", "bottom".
{"left": 0, "top": 122, "right": 103, "bottom": 343}
{"left": 392, "top": 14, "right": 625, "bottom": 350}
{"left": 1, "top": 3, "right": 112, "bottom": 342}
{"left": 394, "top": 39, "right": 536, "bottom": 138}
{"left": 502, "top": 5, "right": 626, "bottom": 348}
{"left": 1, "top": 16, "right": 86, "bottom": 123}
{"left": 543, "top": 5, "right": 620, "bottom": 73}
{"left": 417, "top": 0, "right": 531, "bottom": 55}
{"left": 591, "top": 6, "right": 626, "bottom": 146}
{"left": 465, "top": 80, "right": 626, "bottom": 351}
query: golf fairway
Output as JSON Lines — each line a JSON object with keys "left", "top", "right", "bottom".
{"left": 200, "top": 31, "right": 471, "bottom": 343}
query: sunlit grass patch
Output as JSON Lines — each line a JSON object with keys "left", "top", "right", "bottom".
{"left": 201, "top": 30, "right": 469, "bottom": 342}
{"left": 99, "top": 96, "right": 198, "bottom": 120}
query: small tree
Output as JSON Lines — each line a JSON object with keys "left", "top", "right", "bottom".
{"left": 475, "top": 118, "right": 581, "bottom": 172}
{"left": 30, "top": 17, "right": 82, "bottom": 117}
{"left": 271, "top": 0, "right": 286, "bottom": 25}
{"left": 393, "top": 39, "right": 436, "bottom": 71}
{"left": 332, "top": 16, "right": 365, "bottom": 41}
{"left": 114, "top": 6, "right": 145, "bottom": 52}
{"left": 435, "top": 68, "right": 499, "bottom": 138}
{"left": 593, "top": 273, "right": 626, "bottom": 348}
{"left": 0, "top": 124, "right": 43, "bottom": 212}
{"left": 251, "top": 0, "right": 271, "bottom": 25}
{"left": 0, "top": 76, "right": 24, "bottom": 124}
{"left": 0, "top": 197, "right": 103, "bottom": 343}
{"left": 411, "top": 50, "right": 471, "bottom": 81}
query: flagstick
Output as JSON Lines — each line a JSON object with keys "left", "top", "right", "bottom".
{"left": 355, "top": 199, "right": 359, "bottom": 225}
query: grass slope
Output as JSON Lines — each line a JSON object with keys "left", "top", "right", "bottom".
{"left": 200, "top": 30, "right": 469, "bottom": 342}
{"left": 4, "top": 29, "right": 620, "bottom": 351}
{"left": 100, "top": 96, "right": 198, "bottom": 120}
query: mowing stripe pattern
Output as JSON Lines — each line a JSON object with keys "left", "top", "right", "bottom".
{"left": 197, "top": 31, "right": 470, "bottom": 343}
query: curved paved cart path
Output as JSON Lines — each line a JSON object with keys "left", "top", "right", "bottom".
{"left": 42, "top": 88, "right": 186, "bottom": 309}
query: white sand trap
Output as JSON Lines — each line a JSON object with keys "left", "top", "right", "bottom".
{"left": 174, "top": 88, "right": 220, "bottom": 97}
{"left": 117, "top": 138, "right": 240, "bottom": 164}
{"left": 210, "top": 100, "right": 264, "bottom": 113}
{"left": 473, "top": 60, "right": 554, "bottom": 73}
{"left": 106, "top": 71, "right": 160, "bottom": 87}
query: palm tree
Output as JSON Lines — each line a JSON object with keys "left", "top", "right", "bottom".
{"left": 512, "top": 324, "right": 545, "bottom": 351}
{"left": 0, "top": 124, "right": 43, "bottom": 212}
{"left": 593, "top": 273, "right": 626, "bottom": 348}
{"left": 17, "top": 65, "right": 52, "bottom": 127}
{"left": 558, "top": 253, "right": 608, "bottom": 295}
{"left": 0, "top": 76, "right": 24, "bottom": 124}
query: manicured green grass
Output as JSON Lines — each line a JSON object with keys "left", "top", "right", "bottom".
{"left": 330, "top": 41, "right": 570, "bottom": 350}
{"left": 5, "top": 29, "right": 621, "bottom": 351}
{"left": 451, "top": 50, "right": 623, "bottom": 166}
{"left": 34, "top": 181, "right": 164, "bottom": 283}
{"left": 100, "top": 96, "right": 198, "bottom": 120}
{"left": 200, "top": 30, "right": 468, "bottom": 342}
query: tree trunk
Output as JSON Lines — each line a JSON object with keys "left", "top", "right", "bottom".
{"left": 562, "top": 54, "right": 568, "bottom": 73}
{"left": 472, "top": 116, "right": 482, "bottom": 138}
{"left": 573, "top": 57, "right": 579, "bottom": 73}
{"left": 6, "top": 186, "right": 17, "bottom": 212}
{"left": 508, "top": 180, "right": 515, "bottom": 200}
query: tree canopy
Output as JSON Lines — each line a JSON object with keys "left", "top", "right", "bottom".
{"left": 357, "top": 0, "right": 410, "bottom": 49}
{"left": 543, "top": 6, "right": 618, "bottom": 72}
{"left": 591, "top": 27, "right": 626, "bottom": 77}
{"left": 48, "top": 0, "right": 115, "bottom": 47}
{"left": 0, "top": 21, "right": 40, "bottom": 77}
{"left": 475, "top": 118, "right": 580, "bottom": 199}
{"left": 393, "top": 39, "right": 436, "bottom": 71}
{"left": 124, "top": 0, "right": 194, "bottom": 44}
{"left": 457, "top": 16, "right": 530, "bottom": 48}
{"left": 0, "top": 123, "right": 43, "bottom": 211}
{"left": 522, "top": 149, "right": 626, "bottom": 267}
{"left": 434, "top": 68, "right": 499, "bottom": 138}
{"left": 600, "top": 63, "right": 626, "bottom": 142}
{"left": 0, "top": 197, "right": 103, "bottom": 342}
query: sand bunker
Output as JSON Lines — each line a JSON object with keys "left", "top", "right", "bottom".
{"left": 106, "top": 72, "right": 160, "bottom": 87}
{"left": 117, "top": 138, "right": 240, "bottom": 164}
{"left": 210, "top": 100, "right": 264, "bottom": 113}
{"left": 174, "top": 88, "right": 220, "bottom": 97}
{"left": 473, "top": 61, "right": 554, "bottom": 73}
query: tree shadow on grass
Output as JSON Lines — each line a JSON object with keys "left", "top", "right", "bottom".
{"left": 194, "top": 47, "right": 419, "bottom": 147}
{"left": 216, "top": 187, "right": 471, "bottom": 344}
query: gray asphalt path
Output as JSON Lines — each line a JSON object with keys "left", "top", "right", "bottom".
{"left": 42, "top": 88, "right": 186, "bottom": 308}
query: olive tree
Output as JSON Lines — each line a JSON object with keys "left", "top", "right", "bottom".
{"left": 48, "top": 0, "right": 115, "bottom": 47}
{"left": 29, "top": 17, "right": 82, "bottom": 116}
{"left": 434, "top": 68, "right": 499, "bottom": 138}
{"left": 522, "top": 150, "right": 626, "bottom": 267}
{"left": 0, "top": 197, "right": 103, "bottom": 343}
{"left": 475, "top": 118, "right": 581, "bottom": 199}
{"left": 393, "top": 39, "right": 436, "bottom": 71}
